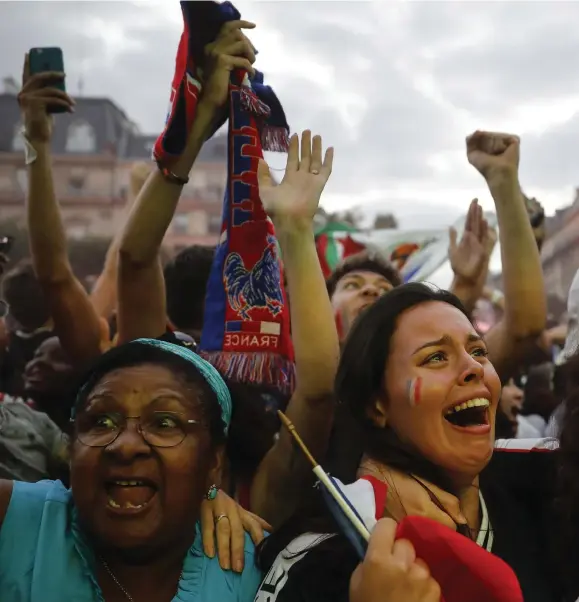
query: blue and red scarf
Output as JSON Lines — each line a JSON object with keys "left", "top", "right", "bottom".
{"left": 155, "top": 1, "right": 295, "bottom": 395}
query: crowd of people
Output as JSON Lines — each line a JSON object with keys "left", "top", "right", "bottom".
{"left": 0, "top": 2, "right": 577, "bottom": 601}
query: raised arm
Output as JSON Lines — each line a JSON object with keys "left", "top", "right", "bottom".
{"left": 18, "top": 55, "right": 102, "bottom": 367}
{"left": 466, "top": 131, "right": 547, "bottom": 381}
{"left": 251, "top": 131, "right": 340, "bottom": 526}
{"left": 90, "top": 162, "right": 151, "bottom": 322}
{"left": 117, "top": 20, "right": 256, "bottom": 343}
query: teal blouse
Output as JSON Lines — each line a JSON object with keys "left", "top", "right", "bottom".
{"left": 0, "top": 480, "right": 262, "bottom": 601}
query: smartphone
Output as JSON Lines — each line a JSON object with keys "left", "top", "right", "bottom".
{"left": 28, "top": 47, "right": 67, "bottom": 114}
{"left": 0, "top": 236, "right": 14, "bottom": 256}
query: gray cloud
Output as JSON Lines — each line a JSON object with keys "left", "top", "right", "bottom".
{"left": 2, "top": 1, "right": 578, "bottom": 224}
{"left": 521, "top": 111, "right": 579, "bottom": 190}
{"left": 400, "top": 2, "right": 579, "bottom": 116}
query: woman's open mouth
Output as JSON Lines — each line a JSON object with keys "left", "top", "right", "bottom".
{"left": 444, "top": 398, "right": 491, "bottom": 434}
{"left": 104, "top": 479, "right": 158, "bottom": 514}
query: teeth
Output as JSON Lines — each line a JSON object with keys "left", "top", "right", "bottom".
{"left": 126, "top": 501, "right": 144, "bottom": 509}
{"left": 113, "top": 480, "right": 144, "bottom": 487}
{"left": 446, "top": 398, "right": 490, "bottom": 415}
{"left": 107, "top": 497, "right": 145, "bottom": 510}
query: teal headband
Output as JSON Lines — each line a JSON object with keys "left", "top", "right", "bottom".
{"left": 134, "top": 339, "right": 232, "bottom": 434}
{"left": 72, "top": 338, "right": 232, "bottom": 435}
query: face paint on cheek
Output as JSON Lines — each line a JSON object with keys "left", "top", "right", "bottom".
{"left": 406, "top": 377, "right": 422, "bottom": 407}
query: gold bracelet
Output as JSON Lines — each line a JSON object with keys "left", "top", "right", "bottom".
{"left": 155, "top": 160, "right": 189, "bottom": 185}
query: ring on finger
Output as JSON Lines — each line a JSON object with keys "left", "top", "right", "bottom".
{"left": 215, "top": 514, "right": 229, "bottom": 525}
{"left": 310, "top": 169, "right": 320, "bottom": 175}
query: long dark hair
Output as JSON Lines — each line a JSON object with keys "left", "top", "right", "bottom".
{"left": 330, "top": 283, "right": 470, "bottom": 489}
{"left": 258, "top": 283, "right": 473, "bottom": 572}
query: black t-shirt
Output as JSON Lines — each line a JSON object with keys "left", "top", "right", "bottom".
{"left": 255, "top": 448, "right": 562, "bottom": 602}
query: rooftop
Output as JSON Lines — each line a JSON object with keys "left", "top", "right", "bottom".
{"left": 0, "top": 90, "right": 226, "bottom": 162}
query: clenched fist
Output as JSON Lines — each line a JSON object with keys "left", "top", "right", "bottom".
{"left": 466, "top": 130, "right": 519, "bottom": 182}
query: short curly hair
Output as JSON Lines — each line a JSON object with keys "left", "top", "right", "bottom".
{"left": 164, "top": 245, "right": 215, "bottom": 332}
{"left": 326, "top": 251, "right": 402, "bottom": 298}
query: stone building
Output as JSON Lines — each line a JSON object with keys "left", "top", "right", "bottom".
{"left": 0, "top": 80, "right": 226, "bottom": 252}
{"left": 488, "top": 190, "right": 579, "bottom": 323}
{"left": 541, "top": 191, "right": 579, "bottom": 314}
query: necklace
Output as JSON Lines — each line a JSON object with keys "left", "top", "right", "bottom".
{"left": 101, "top": 558, "right": 183, "bottom": 601}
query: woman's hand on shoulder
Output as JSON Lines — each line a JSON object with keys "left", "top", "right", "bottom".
{"left": 350, "top": 518, "right": 441, "bottom": 602}
{"left": 200, "top": 488, "right": 272, "bottom": 573}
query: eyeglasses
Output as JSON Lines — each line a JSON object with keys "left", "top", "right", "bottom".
{"left": 73, "top": 411, "right": 202, "bottom": 448}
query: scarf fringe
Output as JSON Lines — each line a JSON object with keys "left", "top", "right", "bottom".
{"left": 261, "top": 126, "right": 290, "bottom": 153}
{"left": 240, "top": 86, "right": 271, "bottom": 118}
{"left": 200, "top": 350, "right": 295, "bottom": 395}
{"left": 240, "top": 83, "right": 289, "bottom": 152}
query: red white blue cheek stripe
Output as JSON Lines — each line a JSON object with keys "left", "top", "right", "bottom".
{"left": 407, "top": 377, "right": 422, "bottom": 406}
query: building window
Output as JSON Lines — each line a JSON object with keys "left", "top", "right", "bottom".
{"left": 15, "top": 169, "right": 27, "bottom": 195}
{"left": 68, "top": 168, "right": 86, "bottom": 194}
{"left": 65, "top": 120, "right": 96, "bottom": 153}
{"left": 208, "top": 185, "right": 223, "bottom": 202}
{"left": 12, "top": 124, "right": 26, "bottom": 152}
{"left": 208, "top": 214, "right": 222, "bottom": 235}
{"left": 67, "top": 224, "right": 88, "bottom": 240}
{"left": 172, "top": 214, "right": 189, "bottom": 235}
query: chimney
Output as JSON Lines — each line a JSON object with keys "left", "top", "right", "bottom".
{"left": 2, "top": 76, "right": 19, "bottom": 95}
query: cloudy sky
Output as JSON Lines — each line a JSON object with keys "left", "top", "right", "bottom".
{"left": 2, "top": 0, "right": 579, "bottom": 228}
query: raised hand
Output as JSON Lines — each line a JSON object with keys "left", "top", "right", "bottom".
{"left": 349, "top": 518, "right": 441, "bottom": 602}
{"left": 485, "top": 224, "right": 498, "bottom": 256}
{"left": 449, "top": 199, "right": 490, "bottom": 284}
{"left": 466, "top": 130, "right": 520, "bottom": 182}
{"left": 257, "top": 130, "right": 333, "bottom": 228}
{"left": 201, "top": 20, "right": 257, "bottom": 109}
{"left": 17, "top": 53, "right": 75, "bottom": 144}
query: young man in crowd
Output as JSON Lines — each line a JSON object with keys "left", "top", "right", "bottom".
{"left": 327, "top": 251, "right": 401, "bottom": 342}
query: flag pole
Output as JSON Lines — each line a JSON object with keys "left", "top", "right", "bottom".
{"left": 278, "top": 410, "right": 370, "bottom": 542}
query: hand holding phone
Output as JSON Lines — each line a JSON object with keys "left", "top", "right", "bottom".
{"left": 18, "top": 50, "right": 75, "bottom": 143}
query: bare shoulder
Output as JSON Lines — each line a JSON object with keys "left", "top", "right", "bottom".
{"left": 0, "top": 479, "right": 14, "bottom": 529}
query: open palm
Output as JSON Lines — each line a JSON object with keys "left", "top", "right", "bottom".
{"left": 449, "top": 199, "right": 490, "bottom": 283}
{"left": 257, "top": 130, "right": 333, "bottom": 224}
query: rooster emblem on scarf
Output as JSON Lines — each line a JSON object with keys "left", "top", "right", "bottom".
{"left": 224, "top": 234, "right": 283, "bottom": 320}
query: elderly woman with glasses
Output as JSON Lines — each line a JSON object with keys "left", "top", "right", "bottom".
{"left": 0, "top": 339, "right": 264, "bottom": 602}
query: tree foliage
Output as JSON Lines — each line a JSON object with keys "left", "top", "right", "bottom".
{"left": 373, "top": 213, "right": 399, "bottom": 229}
